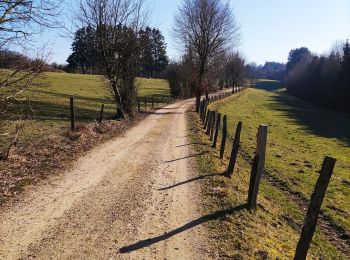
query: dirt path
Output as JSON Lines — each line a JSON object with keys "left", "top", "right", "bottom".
{"left": 0, "top": 99, "right": 211, "bottom": 260}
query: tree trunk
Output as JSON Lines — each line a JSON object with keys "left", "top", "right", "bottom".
{"left": 111, "top": 81, "right": 125, "bottom": 120}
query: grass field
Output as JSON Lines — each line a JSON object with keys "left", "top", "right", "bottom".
{"left": 0, "top": 72, "right": 170, "bottom": 152}
{"left": 201, "top": 84, "right": 350, "bottom": 252}
{"left": 186, "top": 82, "right": 350, "bottom": 258}
{"left": 188, "top": 111, "right": 346, "bottom": 259}
{"left": 252, "top": 79, "right": 284, "bottom": 91}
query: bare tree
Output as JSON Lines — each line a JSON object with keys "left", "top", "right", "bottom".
{"left": 0, "top": 0, "right": 62, "bottom": 159}
{"left": 73, "top": 0, "right": 148, "bottom": 118}
{"left": 223, "top": 52, "right": 246, "bottom": 90}
{"left": 173, "top": 0, "right": 241, "bottom": 111}
{"left": 0, "top": 0, "right": 62, "bottom": 48}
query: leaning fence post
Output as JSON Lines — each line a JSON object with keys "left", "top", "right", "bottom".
{"left": 212, "top": 113, "right": 221, "bottom": 148}
{"left": 206, "top": 111, "right": 213, "bottom": 135}
{"left": 210, "top": 111, "right": 216, "bottom": 141}
{"left": 99, "top": 104, "right": 105, "bottom": 123}
{"left": 204, "top": 109, "right": 210, "bottom": 129}
{"left": 202, "top": 104, "right": 207, "bottom": 124}
{"left": 225, "top": 121, "right": 242, "bottom": 178}
{"left": 70, "top": 97, "right": 75, "bottom": 131}
{"left": 220, "top": 115, "right": 227, "bottom": 158}
{"left": 247, "top": 125, "right": 268, "bottom": 210}
{"left": 294, "top": 156, "right": 336, "bottom": 260}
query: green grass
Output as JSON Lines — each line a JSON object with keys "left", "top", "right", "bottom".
{"left": 252, "top": 79, "right": 284, "bottom": 91}
{"left": 208, "top": 85, "right": 350, "bottom": 237}
{"left": 0, "top": 72, "right": 170, "bottom": 152}
{"left": 187, "top": 109, "right": 346, "bottom": 259}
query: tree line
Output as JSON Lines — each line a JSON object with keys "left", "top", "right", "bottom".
{"left": 167, "top": 0, "right": 243, "bottom": 109}
{"left": 285, "top": 41, "right": 350, "bottom": 112}
{"left": 166, "top": 51, "right": 246, "bottom": 99}
{"left": 66, "top": 26, "right": 169, "bottom": 78}
{"left": 246, "top": 62, "right": 286, "bottom": 81}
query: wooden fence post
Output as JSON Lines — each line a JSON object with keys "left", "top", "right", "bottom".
{"left": 212, "top": 113, "right": 221, "bottom": 148}
{"left": 200, "top": 101, "right": 205, "bottom": 123}
{"left": 247, "top": 125, "right": 268, "bottom": 210}
{"left": 137, "top": 98, "right": 140, "bottom": 112}
{"left": 294, "top": 156, "right": 336, "bottom": 260}
{"left": 220, "top": 115, "right": 227, "bottom": 158}
{"left": 210, "top": 111, "right": 216, "bottom": 141}
{"left": 206, "top": 111, "right": 213, "bottom": 135}
{"left": 204, "top": 109, "right": 210, "bottom": 129}
{"left": 152, "top": 96, "right": 154, "bottom": 108}
{"left": 144, "top": 98, "right": 147, "bottom": 110}
{"left": 99, "top": 104, "right": 104, "bottom": 123}
{"left": 70, "top": 97, "right": 75, "bottom": 131}
{"left": 225, "top": 121, "right": 242, "bottom": 178}
{"left": 202, "top": 104, "right": 207, "bottom": 123}
{"left": 200, "top": 103, "right": 204, "bottom": 121}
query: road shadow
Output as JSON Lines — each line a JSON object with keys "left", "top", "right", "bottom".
{"left": 165, "top": 151, "right": 208, "bottom": 163}
{"left": 175, "top": 142, "right": 207, "bottom": 148}
{"left": 269, "top": 94, "right": 350, "bottom": 145}
{"left": 157, "top": 173, "right": 220, "bottom": 191}
{"left": 119, "top": 204, "right": 247, "bottom": 254}
{"left": 177, "top": 135, "right": 192, "bottom": 138}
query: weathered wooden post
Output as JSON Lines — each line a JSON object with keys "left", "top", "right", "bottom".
{"left": 220, "top": 115, "right": 227, "bottom": 158}
{"left": 294, "top": 156, "right": 336, "bottom": 260}
{"left": 152, "top": 96, "right": 154, "bottom": 108}
{"left": 202, "top": 104, "right": 207, "bottom": 124}
{"left": 70, "top": 97, "right": 75, "bottom": 131}
{"left": 99, "top": 104, "right": 105, "bottom": 123}
{"left": 210, "top": 111, "right": 216, "bottom": 141}
{"left": 204, "top": 109, "right": 210, "bottom": 129}
{"left": 206, "top": 111, "right": 213, "bottom": 135}
{"left": 247, "top": 125, "right": 268, "bottom": 210}
{"left": 144, "top": 98, "right": 147, "bottom": 110}
{"left": 137, "top": 97, "right": 140, "bottom": 112}
{"left": 225, "top": 121, "right": 242, "bottom": 178}
{"left": 212, "top": 113, "right": 221, "bottom": 148}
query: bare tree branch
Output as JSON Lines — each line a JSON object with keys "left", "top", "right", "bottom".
{"left": 173, "top": 0, "right": 241, "bottom": 111}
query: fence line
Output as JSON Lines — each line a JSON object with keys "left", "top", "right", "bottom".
{"left": 196, "top": 86, "right": 337, "bottom": 259}
{"left": 67, "top": 95, "right": 175, "bottom": 130}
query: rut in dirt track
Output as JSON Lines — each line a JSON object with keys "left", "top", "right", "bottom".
{"left": 0, "top": 99, "right": 211, "bottom": 260}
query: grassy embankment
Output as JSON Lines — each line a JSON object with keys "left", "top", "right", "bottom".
{"left": 187, "top": 83, "right": 349, "bottom": 259}
{"left": 0, "top": 72, "right": 170, "bottom": 152}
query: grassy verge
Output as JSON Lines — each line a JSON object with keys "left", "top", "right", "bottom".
{"left": 187, "top": 109, "right": 346, "bottom": 259}
{"left": 207, "top": 87, "right": 350, "bottom": 235}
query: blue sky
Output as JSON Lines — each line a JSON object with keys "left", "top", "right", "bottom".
{"left": 42, "top": 0, "right": 350, "bottom": 65}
